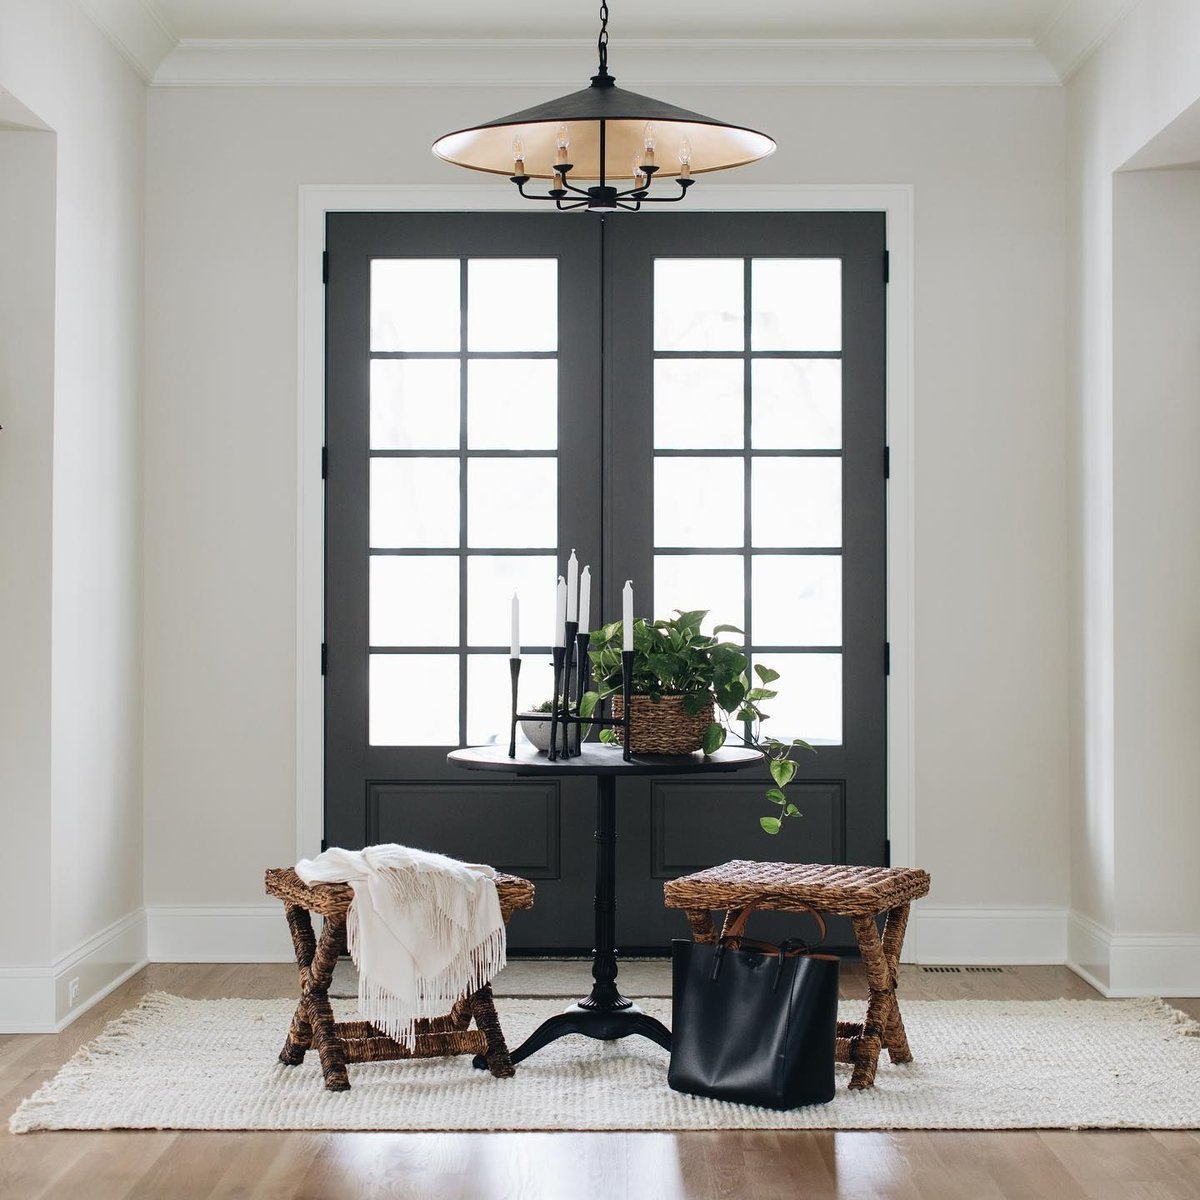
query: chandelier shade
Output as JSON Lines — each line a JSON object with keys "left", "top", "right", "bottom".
{"left": 431, "top": 2, "right": 774, "bottom": 211}
{"left": 432, "top": 86, "right": 776, "bottom": 182}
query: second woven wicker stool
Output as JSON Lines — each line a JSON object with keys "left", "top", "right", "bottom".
{"left": 265, "top": 866, "right": 535, "bottom": 1091}
{"left": 664, "top": 861, "right": 930, "bottom": 1089}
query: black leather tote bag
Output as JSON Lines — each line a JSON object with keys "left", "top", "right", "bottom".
{"left": 668, "top": 906, "right": 839, "bottom": 1110}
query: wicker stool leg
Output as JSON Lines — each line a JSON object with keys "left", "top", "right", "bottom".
{"left": 849, "top": 913, "right": 896, "bottom": 1090}
{"left": 879, "top": 903, "right": 914, "bottom": 1064}
{"left": 280, "top": 903, "right": 316, "bottom": 1066}
{"left": 469, "top": 983, "right": 515, "bottom": 1079}
{"left": 307, "top": 913, "right": 350, "bottom": 1091}
{"left": 682, "top": 908, "right": 718, "bottom": 944}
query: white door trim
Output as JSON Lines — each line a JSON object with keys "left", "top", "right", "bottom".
{"left": 296, "top": 184, "right": 916, "bottom": 923}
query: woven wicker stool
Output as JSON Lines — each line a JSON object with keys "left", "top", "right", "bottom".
{"left": 265, "top": 867, "right": 535, "bottom": 1091}
{"left": 663, "top": 861, "right": 930, "bottom": 1090}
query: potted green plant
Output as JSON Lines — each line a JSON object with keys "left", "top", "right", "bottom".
{"left": 579, "top": 610, "right": 814, "bottom": 834}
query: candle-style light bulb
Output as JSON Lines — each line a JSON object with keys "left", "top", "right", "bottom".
{"left": 512, "top": 134, "right": 525, "bottom": 176}
{"left": 642, "top": 122, "right": 656, "bottom": 167}
{"left": 556, "top": 123, "right": 570, "bottom": 166}
{"left": 678, "top": 136, "right": 692, "bottom": 180}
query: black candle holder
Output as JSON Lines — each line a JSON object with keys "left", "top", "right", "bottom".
{"left": 508, "top": 624, "right": 635, "bottom": 760}
{"left": 507, "top": 655, "right": 521, "bottom": 758}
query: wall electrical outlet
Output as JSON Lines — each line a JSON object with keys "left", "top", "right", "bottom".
{"left": 68, "top": 977, "right": 80, "bottom": 1007}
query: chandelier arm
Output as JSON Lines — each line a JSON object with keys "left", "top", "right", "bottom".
{"left": 629, "top": 187, "right": 693, "bottom": 204}
{"left": 513, "top": 180, "right": 569, "bottom": 202}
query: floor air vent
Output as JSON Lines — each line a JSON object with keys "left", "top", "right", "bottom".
{"left": 921, "top": 966, "right": 961, "bottom": 973}
{"left": 965, "top": 966, "right": 1007, "bottom": 973}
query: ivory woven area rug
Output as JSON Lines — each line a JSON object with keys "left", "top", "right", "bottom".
{"left": 11, "top": 994, "right": 1200, "bottom": 1133}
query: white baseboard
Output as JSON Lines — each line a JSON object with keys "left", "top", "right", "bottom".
{"left": 1067, "top": 911, "right": 1200, "bottom": 997}
{"left": 911, "top": 905, "right": 1069, "bottom": 965}
{"left": 0, "top": 909, "right": 148, "bottom": 1033}
{"left": 146, "top": 904, "right": 294, "bottom": 963}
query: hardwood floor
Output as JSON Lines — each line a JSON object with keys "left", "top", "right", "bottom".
{"left": 2, "top": 964, "right": 1197, "bottom": 1200}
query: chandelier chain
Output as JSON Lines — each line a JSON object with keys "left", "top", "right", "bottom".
{"left": 597, "top": 0, "right": 609, "bottom": 76}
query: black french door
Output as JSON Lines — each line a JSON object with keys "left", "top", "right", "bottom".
{"left": 324, "top": 211, "right": 887, "bottom": 951}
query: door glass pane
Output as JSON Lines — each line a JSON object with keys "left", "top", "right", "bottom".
{"left": 654, "top": 359, "right": 743, "bottom": 450}
{"left": 369, "top": 653, "right": 459, "bottom": 745}
{"left": 370, "top": 360, "right": 460, "bottom": 450}
{"left": 467, "top": 555, "right": 557, "bottom": 647}
{"left": 755, "top": 652, "right": 842, "bottom": 744}
{"left": 751, "top": 359, "right": 841, "bottom": 450}
{"left": 468, "top": 259, "right": 557, "bottom": 352}
{"left": 371, "top": 259, "right": 460, "bottom": 352}
{"left": 467, "top": 359, "right": 557, "bottom": 450}
{"left": 370, "top": 458, "right": 460, "bottom": 548}
{"left": 752, "top": 555, "right": 841, "bottom": 646}
{"left": 466, "top": 654, "right": 555, "bottom": 746}
{"left": 751, "top": 458, "right": 841, "bottom": 548}
{"left": 654, "top": 259, "right": 744, "bottom": 351}
{"left": 370, "top": 556, "right": 459, "bottom": 646}
{"left": 467, "top": 457, "right": 557, "bottom": 548}
{"left": 751, "top": 259, "right": 841, "bottom": 351}
{"left": 654, "top": 457, "right": 743, "bottom": 547}
{"left": 655, "top": 554, "right": 745, "bottom": 640}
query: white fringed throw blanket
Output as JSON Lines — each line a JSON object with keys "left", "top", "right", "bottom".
{"left": 295, "top": 844, "right": 506, "bottom": 1045}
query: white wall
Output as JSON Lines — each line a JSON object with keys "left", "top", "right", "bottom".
{"left": 0, "top": 130, "right": 56, "bottom": 973}
{"left": 1065, "top": 0, "right": 1200, "bottom": 994}
{"left": 0, "top": 0, "right": 146, "bottom": 1029}
{"left": 144, "top": 82, "right": 1069, "bottom": 957}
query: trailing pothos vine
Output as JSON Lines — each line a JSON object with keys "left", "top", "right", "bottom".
{"left": 579, "top": 610, "right": 815, "bottom": 834}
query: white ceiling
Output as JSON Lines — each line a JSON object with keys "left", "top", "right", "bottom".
{"left": 154, "top": 0, "right": 1067, "bottom": 43}
{"left": 74, "top": 0, "right": 1140, "bottom": 85}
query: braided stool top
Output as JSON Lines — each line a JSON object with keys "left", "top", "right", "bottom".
{"left": 663, "top": 861, "right": 929, "bottom": 918}
{"left": 265, "top": 867, "right": 536, "bottom": 921}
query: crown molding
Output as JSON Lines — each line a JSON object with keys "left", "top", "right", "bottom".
{"left": 1035, "top": 0, "right": 1140, "bottom": 81}
{"left": 73, "top": 0, "right": 177, "bottom": 82}
{"left": 152, "top": 37, "right": 1060, "bottom": 89}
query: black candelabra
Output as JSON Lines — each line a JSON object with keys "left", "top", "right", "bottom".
{"left": 508, "top": 625, "right": 635, "bottom": 762}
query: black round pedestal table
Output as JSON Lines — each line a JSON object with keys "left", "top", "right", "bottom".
{"left": 447, "top": 742, "right": 762, "bottom": 1066}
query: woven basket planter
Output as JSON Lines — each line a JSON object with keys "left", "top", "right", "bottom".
{"left": 611, "top": 693, "right": 714, "bottom": 755}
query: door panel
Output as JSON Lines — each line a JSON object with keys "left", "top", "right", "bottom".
{"left": 606, "top": 214, "right": 887, "bottom": 950}
{"left": 324, "top": 213, "right": 602, "bottom": 948}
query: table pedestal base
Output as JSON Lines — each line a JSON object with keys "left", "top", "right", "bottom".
{"left": 473, "top": 999, "right": 671, "bottom": 1070}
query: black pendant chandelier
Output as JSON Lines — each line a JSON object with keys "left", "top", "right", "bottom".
{"left": 432, "top": 1, "right": 776, "bottom": 213}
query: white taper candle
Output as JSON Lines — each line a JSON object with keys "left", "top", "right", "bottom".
{"left": 566, "top": 549, "right": 579, "bottom": 623}
{"left": 510, "top": 592, "right": 520, "bottom": 658}
{"left": 555, "top": 576, "right": 567, "bottom": 647}
{"left": 579, "top": 566, "right": 591, "bottom": 635}
{"left": 622, "top": 580, "right": 634, "bottom": 652}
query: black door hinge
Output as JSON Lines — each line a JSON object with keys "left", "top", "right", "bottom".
{"left": 320, "top": 837, "right": 329, "bottom": 853}
{"left": 321, "top": 642, "right": 327, "bottom": 675}
{"left": 321, "top": 445, "right": 328, "bottom": 479}
{"left": 884, "top": 642, "right": 891, "bottom": 675}
{"left": 884, "top": 445, "right": 890, "bottom": 479}
{"left": 884, "top": 838, "right": 891, "bottom": 865}
{"left": 882, "top": 249, "right": 890, "bottom": 284}
{"left": 322, "top": 250, "right": 329, "bottom": 284}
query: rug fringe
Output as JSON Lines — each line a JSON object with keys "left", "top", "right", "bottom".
{"left": 9, "top": 992, "right": 182, "bottom": 1133}
{"left": 1149, "top": 997, "right": 1200, "bottom": 1036}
